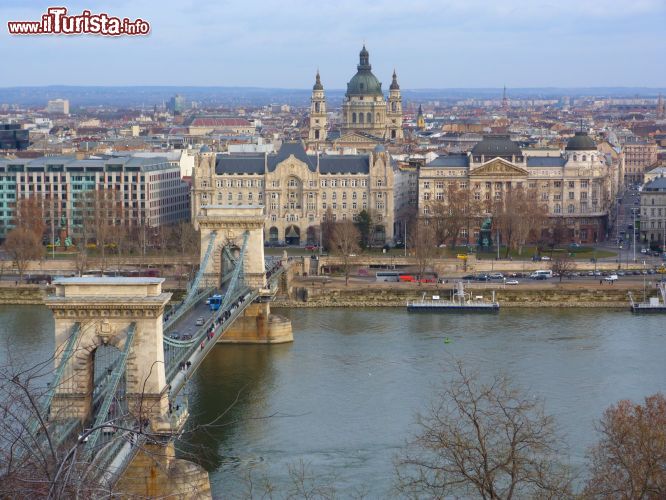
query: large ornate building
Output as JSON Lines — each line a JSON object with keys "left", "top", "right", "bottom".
{"left": 417, "top": 133, "right": 614, "bottom": 244}
{"left": 307, "top": 46, "right": 403, "bottom": 150}
{"left": 192, "top": 142, "right": 395, "bottom": 245}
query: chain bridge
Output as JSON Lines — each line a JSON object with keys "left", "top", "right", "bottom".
{"left": 27, "top": 206, "right": 293, "bottom": 497}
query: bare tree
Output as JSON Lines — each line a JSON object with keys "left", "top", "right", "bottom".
{"left": 493, "top": 187, "right": 546, "bottom": 257}
{"left": 550, "top": 253, "right": 575, "bottom": 282}
{"left": 396, "top": 361, "right": 573, "bottom": 499}
{"left": 584, "top": 393, "right": 666, "bottom": 499}
{"left": 3, "top": 227, "right": 44, "bottom": 282}
{"left": 409, "top": 219, "right": 437, "bottom": 284}
{"left": 430, "top": 182, "right": 482, "bottom": 249}
{"left": 14, "top": 197, "right": 46, "bottom": 241}
{"left": 321, "top": 207, "right": 335, "bottom": 252}
{"left": 330, "top": 220, "right": 361, "bottom": 286}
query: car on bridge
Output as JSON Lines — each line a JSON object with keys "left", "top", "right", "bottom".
{"left": 195, "top": 317, "right": 204, "bottom": 326}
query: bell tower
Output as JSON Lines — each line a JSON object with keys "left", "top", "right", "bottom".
{"left": 386, "top": 69, "right": 403, "bottom": 140}
{"left": 308, "top": 71, "right": 327, "bottom": 146}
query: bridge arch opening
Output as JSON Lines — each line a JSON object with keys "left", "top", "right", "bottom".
{"left": 285, "top": 225, "right": 300, "bottom": 246}
{"left": 90, "top": 342, "right": 127, "bottom": 434}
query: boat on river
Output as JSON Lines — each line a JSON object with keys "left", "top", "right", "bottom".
{"left": 629, "top": 282, "right": 666, "bottom": 313}
{"left": 407, "top": 281, "right": 499, "bottom": 312}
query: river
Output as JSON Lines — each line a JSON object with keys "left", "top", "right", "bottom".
{"left": 1, "top": 306, "right": 665, "bottom": 497}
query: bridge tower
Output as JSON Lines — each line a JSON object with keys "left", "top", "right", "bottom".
{"left": 45, "top": 277, "right": 176, "bottom": 431}
{"left": 197, "top": 205, "right": 293, "bottom": 343}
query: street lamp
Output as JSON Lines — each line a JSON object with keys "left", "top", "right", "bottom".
{"left": 632, "top": 207, "right": 639, "bottom": 263}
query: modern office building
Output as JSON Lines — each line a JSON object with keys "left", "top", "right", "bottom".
{"left": 46, "top": 99, "right": 70, "bottom": 115}
{"left": 0, "top": 123, "right": 30, "bottom": 150}
{"left": 0, "top": 154, "right": 190, "bottom": 241}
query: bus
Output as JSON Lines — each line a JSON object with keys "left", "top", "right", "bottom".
{"left": 375, "top": 271, "right": 400, "bottom": 282}
{"left": 208, "top": 294, "right": 223, "bottom": 311}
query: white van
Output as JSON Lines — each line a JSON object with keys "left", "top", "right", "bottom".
{"left": 530, "top": 270, "right": 553, "bottom": 279}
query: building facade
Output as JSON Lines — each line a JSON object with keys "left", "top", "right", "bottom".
{"left": 0, "top": 155, "right": 190, "bottom": 240}
{"left": 623, "top": 138, "right": 658, "bottom": 185}
{"left": 416, "top": 133, "right": 614, "bottom": 244}
{"left": 640, "top": 177, "right": 666, "bottom": 247}
{"left": 46, "top": 99, "right": 69, "bottom": 115}
{"left": 192, "top": 142, "right": 395, "bottom": 245}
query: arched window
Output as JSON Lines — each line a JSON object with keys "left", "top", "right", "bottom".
{"left": 314, "top": 102, "right": 320, "bottom": 112}
{"left": 367, "top": 112, "right": 372, "bottom": 123}
{"left": 352, "top": 112, "right": 356, "bottom": 124}
{"left": 391, "top": 129, "right": 396, "bottom": 139}
{"left": 391, "top": 102, "right": 396, "bottom": 112}
{"left": 314, "top": 129, "right": 319, "bottom": 139}
{"left": 376, "top": 112, "right": 380, "bottom": 122}
{"left": 573, "top": 154, "right": 578, "bottom": 161}
{"left": 582, "top": 155, "right": 587, "bottom": 161}
{"left": 359, "top": 113, "right": 364, "bottom": 124}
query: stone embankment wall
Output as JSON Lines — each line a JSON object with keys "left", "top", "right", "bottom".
{"left": 0, "top": 285, "right": 51, "bottom": 304}
{"left": 274, "top": 285, "right": 656, "bottom": 308}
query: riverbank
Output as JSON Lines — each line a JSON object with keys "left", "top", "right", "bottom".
{"left": 274, "top": 278, "right": 659, "bottom": 309}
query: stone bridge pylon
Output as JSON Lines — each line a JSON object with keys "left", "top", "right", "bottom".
{"left": 197, "top": 205, "right": 293, "bottom": 344}
{"left": 45, "top": 278, "right": 175, "bottom": 431}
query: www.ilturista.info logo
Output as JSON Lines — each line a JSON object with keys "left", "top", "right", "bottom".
{"left": 7, "top": 7, "right": 150, "bottom": 36}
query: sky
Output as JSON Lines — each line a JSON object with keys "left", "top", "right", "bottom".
{"left": 1, "top": 0, "right": 665, "bottom": 88}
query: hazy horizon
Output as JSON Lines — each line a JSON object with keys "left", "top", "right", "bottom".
{"left": 2, "top": 0, "right": 665, "bottom": 88}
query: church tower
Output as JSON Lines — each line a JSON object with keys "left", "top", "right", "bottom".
{"left": 416, "top": 104, "right": 425, "bottom": 130}
{"left": 657, "top": 94, "right": 665, "bottom": 120}
{"left": 308, "top": 71, "right": 327, "bottom": 144}
{"left": 386, "top": 70, "right": 403, "bottom": 140}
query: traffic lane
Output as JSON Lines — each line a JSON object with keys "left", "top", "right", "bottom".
{"left": 165, "top": 301, "right": 213, "bottom": 340}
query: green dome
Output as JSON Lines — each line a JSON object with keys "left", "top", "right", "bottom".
{"left": 346, "top": 45, "right": 383, "bottom": 97}
{"left": 565, "top": 131, "right": 596, "bottom": 151}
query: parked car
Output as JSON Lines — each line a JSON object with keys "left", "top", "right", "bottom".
{"left": 305, "top": 244, "right": 318, "bottom": 251}
{"left": 489, "top": 273, "right": 504, "bottom": 280}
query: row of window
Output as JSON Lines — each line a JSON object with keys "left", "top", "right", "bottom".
{"left": 204, "top": 177, "right": 380, "bottom": 189}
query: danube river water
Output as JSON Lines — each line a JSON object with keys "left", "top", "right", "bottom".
{"left": 1, "top": 306, "right": 665, "bottom": 497}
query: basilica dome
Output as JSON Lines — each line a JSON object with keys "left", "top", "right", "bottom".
{"left": 345, "top": 45, "right": 383, "bottom": 97}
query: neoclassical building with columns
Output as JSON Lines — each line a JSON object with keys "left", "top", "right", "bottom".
{"left": 192, "top": 142, "right": 395, "bottom": 245}
{"left": 418, "top": 133, "right": 615, "bottom": 244}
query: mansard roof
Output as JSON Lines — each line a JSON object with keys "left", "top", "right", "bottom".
{"left": 215, "top": 154, "right": 265, "bottom": 174}
{"left": 427, "top": 154, "right": 469, "bottom": 168}
{"left": 319, "top": 155, "right": 370, "bottom": 174}
{"left": 214, "top": 141, "right": 371, "bottom": 175}
{"left": 526, "top": 156, "right": 566, "bottom": 167}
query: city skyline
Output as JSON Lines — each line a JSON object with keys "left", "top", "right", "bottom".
{"left": 2, "top": 0, "right": 665, "bottom": 88}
